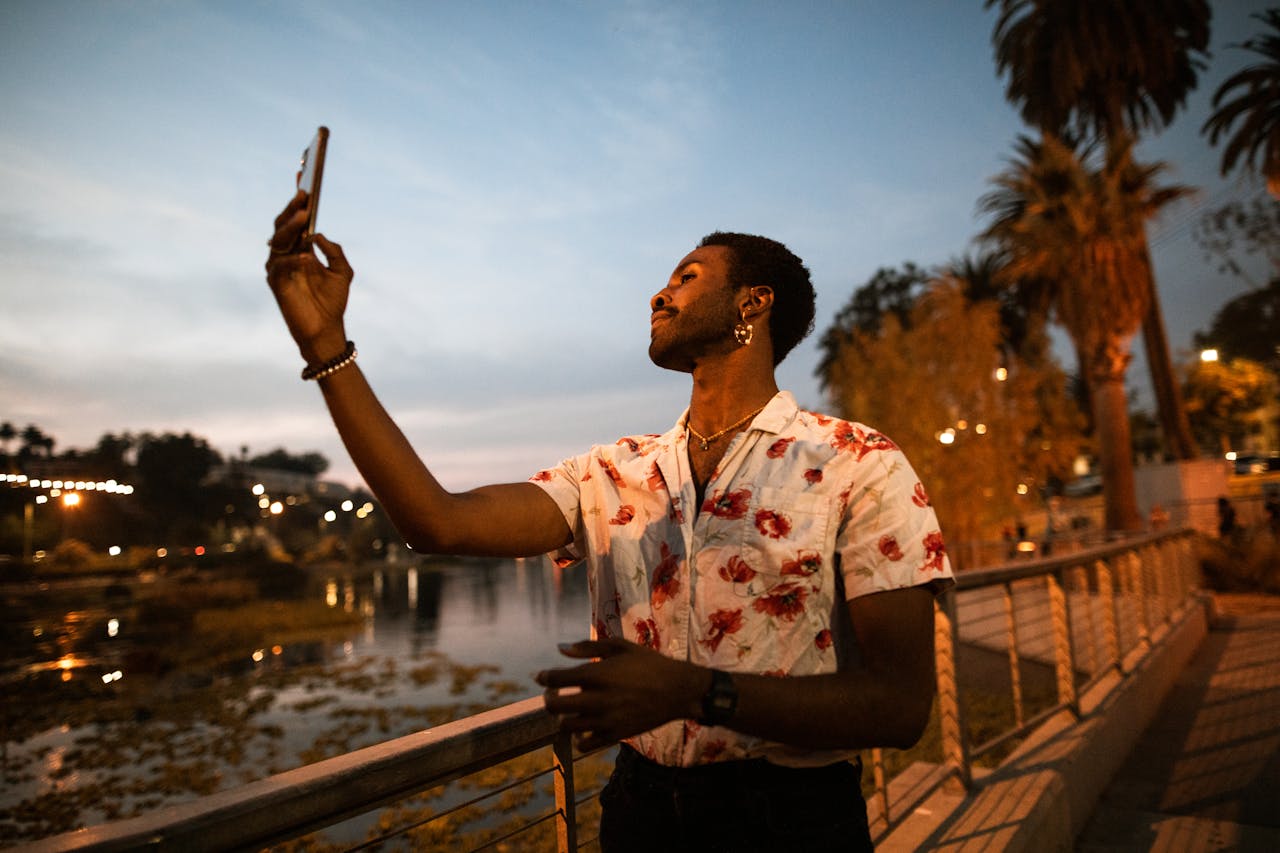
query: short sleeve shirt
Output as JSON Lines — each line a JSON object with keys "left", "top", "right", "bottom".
{"left": 530, "top": 391, "right": 953, "bottom": 767}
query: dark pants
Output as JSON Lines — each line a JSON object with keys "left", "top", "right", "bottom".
{"left": 599, "top": 745, "right": 874, "bottom": 852}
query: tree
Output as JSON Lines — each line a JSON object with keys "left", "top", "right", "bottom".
{"left": 134, "top": 432, "right": 225, "bottom": 542}
{"left": 247, "top": 447, "right": 330, "bottom": 476}
{"left": 19, "top": 424, "right": 53, "bottom": 462}
{"left": 1182, "top": 355, "right": 1278, "bottom": 453}
{"left": 981, "top": 135, "right": 1186, "bottom": 531}
{"left": 1202, "top": 9, "right": 1280, "bottom": 195}
{"left": 815, "top": 263, "right": 930, "bottom": 380}
{"left": 987, "top": 0, "right": 1210, "bottom": 461}
{"left": 821, "top": 277, "right": 1084, "bottom": 566}
{"left": 0, "top": 421, "right": 15, "bottom": 463}
{"left": 1193, "top": 279, "right": 1280, "bottom": 370}
{"left": 1194, "top": 194, "right": 1280, "bottom": 281}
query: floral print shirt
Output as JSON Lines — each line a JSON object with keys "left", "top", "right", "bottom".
{"left": 530, "top": 391, "right": 953, "bottom": 768}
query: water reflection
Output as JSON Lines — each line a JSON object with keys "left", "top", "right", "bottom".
{"left": 0, "top": 556, "right": 591, "bottom": 843}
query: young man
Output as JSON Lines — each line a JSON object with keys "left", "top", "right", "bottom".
{"left": 266, "top": 192, "right": 952, "bottom": 851}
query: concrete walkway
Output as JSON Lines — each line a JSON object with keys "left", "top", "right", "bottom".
{"left": 1075, "top": 593, "right": 1280, "bottom": 852}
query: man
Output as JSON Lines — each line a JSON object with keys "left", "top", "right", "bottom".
{"left": 266, "top": 192, "right": 952, "bottom": 851}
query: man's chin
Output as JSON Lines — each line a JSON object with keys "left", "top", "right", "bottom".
{"left": 647, "top": 343, "right": 694, "bottom": 374}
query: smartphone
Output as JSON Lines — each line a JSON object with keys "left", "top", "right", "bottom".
{"left": 296, "top": 126, "right": 329, "bottom": 244}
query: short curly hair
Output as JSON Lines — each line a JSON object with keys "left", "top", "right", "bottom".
{"left": 698, "top": 232, "right": 815, "bottom": 365}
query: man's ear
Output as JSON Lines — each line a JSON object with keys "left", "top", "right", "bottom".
{"left": 741, "top": 285, "right": 774, "bottom": 319}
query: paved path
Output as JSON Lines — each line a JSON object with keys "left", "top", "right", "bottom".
{"left": 1076, "top": 593, "right": 1280, "bottom": 852}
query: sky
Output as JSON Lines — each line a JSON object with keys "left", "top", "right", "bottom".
{"left": 1, "top": 1, "right": 1274, "bottom": 491}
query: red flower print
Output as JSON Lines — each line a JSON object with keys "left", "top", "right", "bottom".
{"left": 814, "top": 628, "right": 833, "bottom": 651}
{"left": 703, "top": 488, "right": 751, "bottom": 519}
{"left": 699, "top": 740, "right": 729, "bottom": 760}
{"left": 593, "top": 619, "right": 611, "bottom": 639}
{"left": 803, "top": 468, "right": 823, "bottom": 485}
{"left": 781, "top": 550, "right": 822, "bottom": 576}
{"left": 700, "top": 607, "right": 745, "bottom": 652}
{"left": 646, "top": 462, "right": 666, "bottom": 493}
{"left": 651, "top": 544, "right": 681, "bottom": 605}
{"left": 616, "top": 437, "right": 640, "bottom": 452}
{"left": 609, "top": 505, "right": 636, "bottom": 526}
{"left": 754, "top": 508, "right": 792, "bottom": 539}
{"left": 634, "top": 618, "right": 660, "bottom": 649}
{"left": 553, "top": 556, "right": 577, "bottom": 569}
{"left": 718, "top": 555, "right": 757, "bottom": 584}
{"left": 911, "top": 482, "right": 931, "bottom": 507}
{"left": 879, "top": 535, "right": 904, "bottom": 561}
{"left": 530, "top": 470, "right": 552, "bottom": 482}
{"left": 922, "top": 531, "right": 946, "bottom": 573}
{"left": 767, "top": 437, "right": 795, "bottom": 458}
{"left": 752, "top": 582, "right": 808, "bottom": 621}
{"left": 597, "top": 458, "right": 625, "bottom": 487}
{"left": 830, "top": 422, "right": 900, "bottom": 460}
{"left": 811, "top": 413, "right": 833, "bottom": 426}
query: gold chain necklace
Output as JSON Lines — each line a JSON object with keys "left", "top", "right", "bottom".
{"left": 686, "top": 404, "right": 768, "bottom": 451}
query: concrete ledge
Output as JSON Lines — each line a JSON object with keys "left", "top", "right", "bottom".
{"left": 881, "top": 594, "right": 1212, "bottom": 852}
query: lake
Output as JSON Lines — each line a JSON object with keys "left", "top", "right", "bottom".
{"left": 0, "top": 556, "right": 594, "bottom": 845}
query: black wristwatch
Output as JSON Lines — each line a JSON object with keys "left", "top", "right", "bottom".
{"left": 698, "top": 669, "right": 738, "bottom": 726}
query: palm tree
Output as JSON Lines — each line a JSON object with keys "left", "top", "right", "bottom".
{"left": 1202, "top": 9, "right": 1280, "bottom": 196}
{"left": 981, "top": 135, "right": 1190, "bottom": 532}
{"left": 987, "top": 0, "right": 1210, "bottom": 461}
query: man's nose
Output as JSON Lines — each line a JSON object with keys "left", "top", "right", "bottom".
{"left": 650, "top": 292, "right": 667, "bottom": 311}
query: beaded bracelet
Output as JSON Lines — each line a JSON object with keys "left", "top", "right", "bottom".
{"left": 301, "top": 341, "right": 357, "bottom": 381}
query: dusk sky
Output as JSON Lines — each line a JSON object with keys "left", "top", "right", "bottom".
{"left": 2, "top": 1, "right": 1273, "bottom": 490}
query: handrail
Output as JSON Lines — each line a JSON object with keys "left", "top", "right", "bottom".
{"left": 17, "top": 527, "right": 1202, "bottom": 852}
{"left": 16, "top": 698, "right": 561, "bottom": 853}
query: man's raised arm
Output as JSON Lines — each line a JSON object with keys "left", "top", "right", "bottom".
{"left": 264, "top": 192, "right": 572, "bottom": 558}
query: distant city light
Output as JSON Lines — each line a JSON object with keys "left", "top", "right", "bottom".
{"left": 938, "top": 429, "right": 956, "bottom": 445}
{"left": 62, "top": 492, "right": 81, "bottom": 507}
{"left": 1200, "top": 348, "right": 1219, "bottom": 362}
{"left": 975, "top": 423, "right": 988, "bottom": 435}
{"left": 270, "top": 501, "right": 284, "bottom": 515}
{"left": 994, "top": 367, "right": 1008, "bottom": 381}
{"left": 108, "top": 545, "right": 122, "bottom": 556}
{"left": 108, "top": 618, "right": 120, "bottom": 637}
{"left": 324, "top": 510, "right": 337, "bottom": 522}
{"left": 156, "top": 547, "right": 168, "bottom": 557}
{"left": 252, "top": 483, "right": 265, "bottom": 495}
{"left": 194, "top": 545, "right": 206, "bottom": 556}
{"left": 341, "top": 500, "right": 354, "bottom": 512}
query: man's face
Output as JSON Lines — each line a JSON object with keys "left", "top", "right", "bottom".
{"left": 648, "top": 244, "right": 739, "bottom": 372}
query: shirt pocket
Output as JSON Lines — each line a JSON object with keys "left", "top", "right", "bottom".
{"left": 737, "top": 487, "right": 836, "bottom": 593}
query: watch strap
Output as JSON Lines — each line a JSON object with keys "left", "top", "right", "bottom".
{"left": 698, "top": 668, "right": 738, "bottom": 726}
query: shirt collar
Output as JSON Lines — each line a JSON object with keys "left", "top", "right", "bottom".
{"left": 671, "top": 390, "right": 799, "bottom": 441}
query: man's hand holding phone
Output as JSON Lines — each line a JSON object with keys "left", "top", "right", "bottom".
{"left": 266, "top": 127, "right": 352, "bottom": 367}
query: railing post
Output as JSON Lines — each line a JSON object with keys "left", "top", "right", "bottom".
{"left": 871, "top": 748, "right": 890, "bottom": 825}
{"left": 1128, "top": 550, "right": 1150, "bottom": 651}
{"left": 934, "top": 590, "right": 970, "bottom": 790}
{"left": 1147, "top": 543, "right": 1168, "bottom": 624}
{"left": 1047, "top": 570, "right": 1078, "bottom": 715}
{"left": 1072, "top": 565, "right": 1097, "bottom": 676}
{"left": 1096, "top": 558, "right": 1119, "bottom": 672}
{"left": 1002, "top": 582, "right": 1025, "bottom": 728}
{"left": 552, "top": 733, "right": 577, "bottom": 853}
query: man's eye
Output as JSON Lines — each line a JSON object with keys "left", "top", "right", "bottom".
{"left": 681, "top": 272, "right": 696, "bottom": 283}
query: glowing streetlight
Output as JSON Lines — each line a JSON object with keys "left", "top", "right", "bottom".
{"left": 1200, "top": 348, "right": 1219, "bottom": 363}
{"left": 62, "top": 492, "right": 81, "bottom": 508}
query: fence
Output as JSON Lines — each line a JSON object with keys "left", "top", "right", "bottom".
{"left": 18, "top": 528, "right": 1200, "bottom": 852}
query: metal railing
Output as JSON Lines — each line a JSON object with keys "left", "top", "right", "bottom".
{"left": 19, "top": 528, "right": 1201, "bottom": 852}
